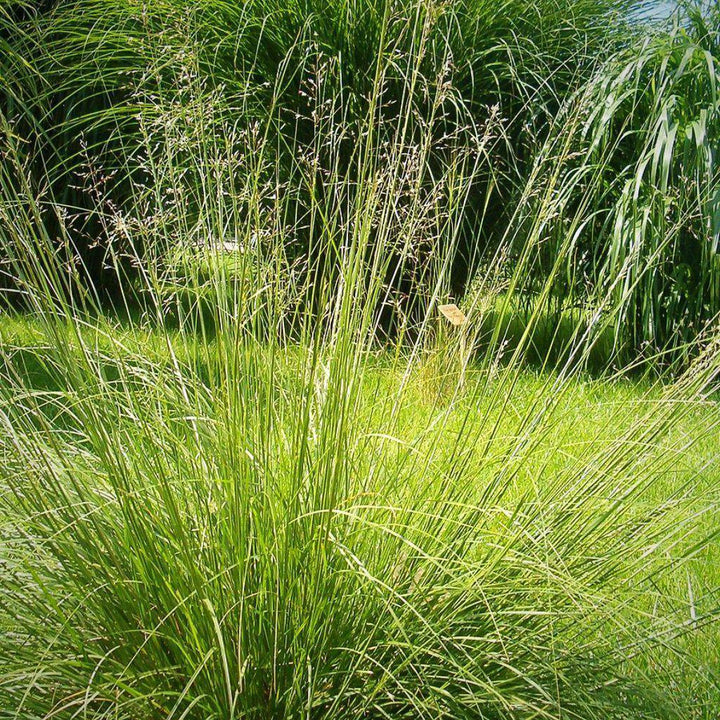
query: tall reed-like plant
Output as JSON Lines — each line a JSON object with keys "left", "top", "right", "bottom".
{"left": 2, "top": 16, "right": 720, "bottom": 718}
{"left": 509, "top": 1, "right": 720, "bottom": 365}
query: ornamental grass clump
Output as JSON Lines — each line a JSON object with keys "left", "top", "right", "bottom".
{"left": 0, "top": 2, "right": 719, "bottom": 719}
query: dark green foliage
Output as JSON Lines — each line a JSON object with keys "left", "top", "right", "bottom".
{"left": 1, "top": 0, "right": 638, "bottom": 306}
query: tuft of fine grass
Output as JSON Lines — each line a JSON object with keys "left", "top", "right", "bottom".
{"left": 0, "top": 2, "right": 719, "bottom": 719}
